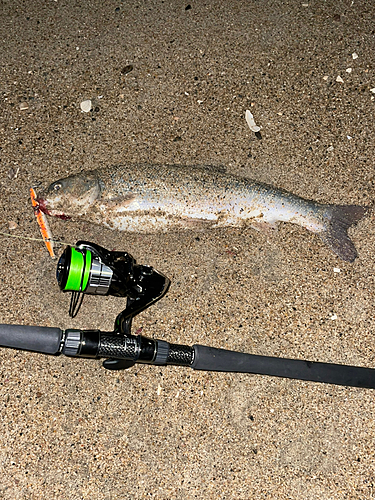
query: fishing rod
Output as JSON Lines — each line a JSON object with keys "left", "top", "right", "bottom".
{"left": 0, "top": 241, "right": 374, "bottom": 389}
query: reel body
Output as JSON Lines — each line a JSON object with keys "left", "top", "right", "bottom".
{"left": 56, "top": 241, "right": 170, "bottom": 320}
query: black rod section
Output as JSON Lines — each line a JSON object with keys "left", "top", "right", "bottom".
{"left": 191, "top": 345, "right": 375, "bottom": 389}
{"left": 0, "top": 324, "right": 63, "bottom": 355}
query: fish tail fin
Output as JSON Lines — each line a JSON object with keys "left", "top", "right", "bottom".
{"left": 318, "top": 205, "right": 368, "bottom": 262}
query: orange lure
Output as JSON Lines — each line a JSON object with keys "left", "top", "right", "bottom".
{"left": 30, "top": 187, "right": 56, "bottom": 259}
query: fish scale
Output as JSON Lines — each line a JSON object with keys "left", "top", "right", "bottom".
{"left": 37, "top": 163, "right": 368, "bottom": 262}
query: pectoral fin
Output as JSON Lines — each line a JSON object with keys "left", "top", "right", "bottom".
{"left": 97, "top": 194, "right": 137, "bottom": 209}
{"left": 109, "top": 193, "right": 136, "bottom": 206}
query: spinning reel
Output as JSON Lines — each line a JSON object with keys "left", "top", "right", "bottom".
{"left": 56, "top": 240, "right": 169, "bottom": 321}
{"left": 55, "top": 241, "right": 172, "bottom": 370}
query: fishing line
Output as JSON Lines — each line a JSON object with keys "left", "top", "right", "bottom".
{"left": 0, "top": 230, "right": 77, "bottom": 248}
{"left": 68, "top": 247, "right": 88, "bottom": 318}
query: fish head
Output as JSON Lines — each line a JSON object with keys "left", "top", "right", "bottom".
{"left": 37, "top": 172, "right": 101, "bottom": 219}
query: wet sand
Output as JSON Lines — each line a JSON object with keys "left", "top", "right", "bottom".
{"left": 0, "top": 1, "right": 374, "bottom": 498}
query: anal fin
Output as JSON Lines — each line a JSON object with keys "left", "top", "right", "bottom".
{"left": 250, "top": 220, "right": 278, "bottom": 234}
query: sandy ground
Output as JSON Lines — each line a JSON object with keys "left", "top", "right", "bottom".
{"left": 0, "top": 0, "right": 375, "bottom": 498}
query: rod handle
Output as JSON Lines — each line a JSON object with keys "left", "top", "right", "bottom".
{"left": 0, "top": 324, "right": 63, "bottom": 355}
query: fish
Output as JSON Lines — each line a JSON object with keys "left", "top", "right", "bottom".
{"left": 36, "top": 163, "right": 368, "bottom": 262}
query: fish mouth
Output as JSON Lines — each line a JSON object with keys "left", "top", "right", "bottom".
{"left": 35, "top": 197, "right": 71, "bottom": 220}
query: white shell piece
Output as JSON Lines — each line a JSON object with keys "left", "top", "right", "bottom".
{"left": 80, "top": 99, "right": 92, "bottom": 112}
{"left": 245, "top": 109, "right": 261, "bottom": 132}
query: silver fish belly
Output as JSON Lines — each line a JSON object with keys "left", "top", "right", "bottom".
{"left": 38, "top": 164, "right": 367, "bottom": 262}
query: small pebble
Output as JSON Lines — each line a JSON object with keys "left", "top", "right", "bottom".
{"left": 336, "top": 75, "right": 344, "bottom": 83}
{"left": 330, "top": 313, "right": 338, "bottom": 320}
{"left": 19, "top": 102, "right": 29, "bottom": 110}
{"left": 346, "top": 68, "right": 352, "bottom": 73}
{"left": 352, "top": 52, "right": 358, "bottom": 59}
{"left": 327, "top": 145, "right": 334, "bottom": 152}
{"left": 80, "top": 99, "right": 92, "bottom": 113}
{"left": 333, "top": 268, "right": 341, "bottom": 273}
{"left": 370, "top": 88, "right": 375, "bottom": 94}
{"left": 121, "top": 65, "right": 133, "bottom": 75}
{"left": 8, "top": 221, "right": 18, "bottom": 230}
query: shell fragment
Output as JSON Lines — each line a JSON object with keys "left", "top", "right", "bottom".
{"left": 245, "top": 109, "right": 261, "bottom": 133}
{"left": 80, "top": 99, "right": 92, "bottom": 112}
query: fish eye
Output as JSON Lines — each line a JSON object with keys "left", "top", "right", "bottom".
{"left": 53, "top": 183, "right": 62, "bottom": 191}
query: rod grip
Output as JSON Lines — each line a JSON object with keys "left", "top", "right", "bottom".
{"left": 192, "top": 345, "right": 375, "bottom": 389}
{"left": 0, "top": 324, "right": 63, "bottom": 354}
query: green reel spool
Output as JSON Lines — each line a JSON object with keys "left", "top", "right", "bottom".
{"left": 61, "top": 247, "right": 92, "bottom": 292}
{"left": 57, "top": 246, "right": 92, "bottom": 292}
{"left": 56, "top": 245, "right": 113, "bottom": 295}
